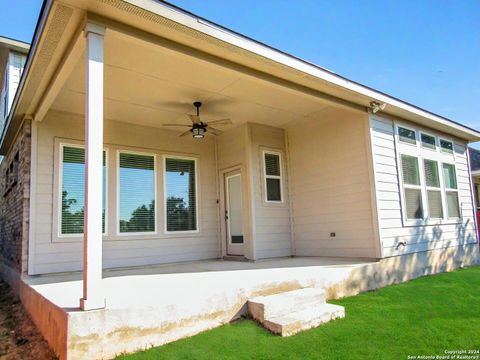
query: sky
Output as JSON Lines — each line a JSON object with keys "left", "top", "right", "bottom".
{"left": 0, "top": 0, "right": 479, "bottom": 144}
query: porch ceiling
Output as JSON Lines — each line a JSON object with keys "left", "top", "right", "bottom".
{"left": 50, "top": 30, "right": 336, "bottom": 130}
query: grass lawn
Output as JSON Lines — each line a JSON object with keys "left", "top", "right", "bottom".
{"left": 118, "top": 267, "right": 480, "bottom": 360}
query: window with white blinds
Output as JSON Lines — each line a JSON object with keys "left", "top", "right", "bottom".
{"left": 119, "top": 152, "right": 155, "bottom": 233}
{"left": 401, "top": 155, "right": 423, "bottom": 219}
{"left": 424, "top": 159, "right": 443, "bottom": 219}
{"left": 396, "top": 122, "right": 462, "bottom": 224}
{"left": 60, "top": 145, "right": 106, "bottom": 235}
{"left": 165, "top": 157, "right": 197, "bottom": 232}
{"left": 443, "top": 163, "right": 460, "bottom": 218}
{"left": 264, "top": 151, "right": 282, "bottom": 202}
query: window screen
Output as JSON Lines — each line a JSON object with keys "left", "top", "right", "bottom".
{"left": 421, "top": 133, "right": 436, "bottom": 150}
{"left": 446, "top": 192, "right": 460, "bottom": 218}
{"left": 264, "top": 152, "right": 282, "bottom": 202}
{"left": 119, "top": 153, "right": 155, "bottom": 233}
{"left": 424, "top": 159, "right": 442, "bottom": 218}
{"left": 424, "top": 160, "right": 440, "bottom": 187}
{"left": 398, "top": 127, "right": 416, "bottom": 144}
{"left": 443, "top": 163, "right": 460, "bottom": 218}
{"left": 401, "top": 155, "right": 420, "bottom": 185}
{"left": 165, "top": 158, "right": 197, "bottom": 232}
{"left": 442, "top": 163, "right": 457, "bottom": 189}
{"left": 401, "top": 155, "right": 423, "bottom": 219}
{"left": 61, "top": 146, "right": 106, "bottom": 235}
{"left": 405, "top": 188, "right": 423, "bottom": 219}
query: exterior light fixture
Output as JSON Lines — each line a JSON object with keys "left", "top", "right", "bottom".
{"left": 370, "top": 101, "right": 387, "bottom": 114}
{"left": 192, "top": 124, "right": 206, "bottom": 139}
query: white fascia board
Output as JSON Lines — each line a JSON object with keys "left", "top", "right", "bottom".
{"left": 126, "top": 0, "right": 480, "bottom": 140}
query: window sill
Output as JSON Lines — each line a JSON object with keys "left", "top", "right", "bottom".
{"left": 402, "top": 218, "right": 462, "bottom": 227}
{"left": 51, "top": 232, "right": 202, "bottom": 243}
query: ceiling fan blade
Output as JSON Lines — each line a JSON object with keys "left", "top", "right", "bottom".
{"left": 207, "top": 126, "right": 223, "bottom": 136}
{"left": 206, "top": 118, "right": 232, "bottom": 126}
{"left": 179, "top": 129, "right": 192, "bottom": 137}
{"left": 188, "top": 114, "right": 201, "bottom": 124}
{"left": 162, "top": 124, "right": 191, "bottom": 127}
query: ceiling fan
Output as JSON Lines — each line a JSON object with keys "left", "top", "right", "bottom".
{"left": 162, "top": 102, "right": 232, "bottom": 138}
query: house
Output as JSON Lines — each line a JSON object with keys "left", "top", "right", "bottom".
{"left": 469, "top": 147, "right": 480, "bottom": 229}
{"left": 0, "top": 1, "right": 479, "bottom": 359}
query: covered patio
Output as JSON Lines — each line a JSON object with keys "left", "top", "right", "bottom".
{"left": 28, "top": 10, "right": 378, "bottom": 314}
{"left": 24, "top": 256, "right": 374, "bottom": 359}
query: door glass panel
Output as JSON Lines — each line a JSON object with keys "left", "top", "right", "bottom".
{"left": 228, "top": 175, "right": 243, "bottom": 244}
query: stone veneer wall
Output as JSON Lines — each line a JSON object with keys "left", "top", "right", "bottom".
{"left": 0, "top": 120, "right": 31, "bottom": 274}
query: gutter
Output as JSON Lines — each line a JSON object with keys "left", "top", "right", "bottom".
{"left": 0, "top": 0, "right": 51, "bottom": 149}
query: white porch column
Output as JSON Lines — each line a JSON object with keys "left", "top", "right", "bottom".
{"left": 80, "top": 22, "right": 106, "bottom": 310}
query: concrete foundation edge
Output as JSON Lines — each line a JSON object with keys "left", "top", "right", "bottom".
{"left": 1, "top": 243, "right": 479, "bottom": 360}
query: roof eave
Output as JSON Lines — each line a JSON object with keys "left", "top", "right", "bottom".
{"left": 126, "top": 0, "right": 480, "bottom": 141}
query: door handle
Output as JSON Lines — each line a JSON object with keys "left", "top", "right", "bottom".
{"left": 225, "top": 211, "right": 229, "bottom": 221}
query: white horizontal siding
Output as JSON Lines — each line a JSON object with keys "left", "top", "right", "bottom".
{"left": 370, "top": 115, "right": 478, "bottom": 258}
{"left": 249, "top": 123, "right": 292, "bottom": 259}
{"left": 288, "top": 110, "right": 377, "bottom": 258}
{"left": 31, "top": 110, "right": 220, "bottom": 275}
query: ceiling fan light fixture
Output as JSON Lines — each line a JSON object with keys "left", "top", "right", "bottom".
{"left": 192, "top": 124, "right": 206, "bottom": 139}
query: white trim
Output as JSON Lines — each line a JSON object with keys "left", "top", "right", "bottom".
{"left": 163, "top": 154, "right": 199, "bottom": 235}
{"left": 395, "top": 121, "right": 461, "bottom": 227}
{"left": 27, "top": 120, "right": 37, "bottom": 275}
{"left": 442, "top": 162, "right": 461, "bottom": 220}
{"left": 419, "top": 131, "right": 437, "bottom": 151}
{"left": 56, "top": 142, "right": 108, "bottom": 239}
{"left": 262, "top": 150, "right": 284, "bottom": 204}
{"left": 396, "top": 124, "right": 417, "bottom": 146}
{"left": 116, "top": 149, "right": 157, "bottom": 236}
{"left": 123, "top": 0, "right": 480, "bottom": 140}
{"left": 439, "top": 137, "right": 454, "bottom": 154}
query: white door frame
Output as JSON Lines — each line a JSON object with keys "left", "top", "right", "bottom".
{"left": 219, "top": 166, "right": 246, "bottom": 257}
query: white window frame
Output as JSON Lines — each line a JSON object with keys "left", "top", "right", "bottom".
{"left": 395, "top": 122, "right": 460, "bottom": 226}
{"left": 117, "top": 150, "right": 157, "bottom": 236}
{"left": 399, "top": 154, "right": 425, "bottom": 222}
{"left": 442, "top": 162, "right": 461, "bottom": 219}
{"left": 419, "top": 131, "right": 437, "bottom": 151}
{"left": 262, "top": 150, "right": 284, "bottom": 204}
{"left": 57, "top": 142, "right": 108, "bottom": 238}
{"left": 439, "top": 137, "right": 454, "bottom": 154}
{"left": 397, "top": 124, "right": 417, "bottom": 146}
{"left": 423, "top": 158, "right": 444, "bottom": 220}
{"left": 163, "top": 155, "right": 199, "bottom": 235}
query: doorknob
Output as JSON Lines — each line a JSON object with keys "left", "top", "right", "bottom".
{"left": 225, "top": 211, "right": 229, "bottom": 221}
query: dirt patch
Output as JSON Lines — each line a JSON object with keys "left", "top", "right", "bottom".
{"left": 0, "top": 279, "right": 57, "bottom": 360}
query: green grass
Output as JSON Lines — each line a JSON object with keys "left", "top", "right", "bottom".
{"left": 118, "top": 267, "right": 480, "bottom": 360}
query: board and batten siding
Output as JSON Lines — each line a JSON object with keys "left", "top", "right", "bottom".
{"left": 248, "top": 123, "right": 292, "bottom": 259}
{"left": 287, "top": 109, "right": 378, "bottom": 258}
{"left": 369, "top": 115, "right": 478, "bottom": 257}
{"left": 31, "top": 110, "right": 219, "bottom": 275}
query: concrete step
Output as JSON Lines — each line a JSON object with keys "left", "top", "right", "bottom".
{"left": 263, "top": 303, "right": 345, "bottom": 337}
{"left": 248, "top": 288, "right": 326, "bottom": 322}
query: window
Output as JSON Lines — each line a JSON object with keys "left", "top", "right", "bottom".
{"left": 439, "top": 139, "right": 453, "bottom": 154}
{"left": 401, "top": 155, "right": 423, "bottom": 219}
{"left": 398, "top": 126, "right": 416, "bottom": 145}
{"left": 421, "top": 133, "right": 436, "bottom": 150}
{"left": 165, "top": 157, "right": 197, "bottom": 232}
{"left": 442, "top": 163, "right": 460, "bottom": 218}
{"left": 119, "top": 152, "right": 155, "bottom": 233}
{"left": 60, "top": 145, "right": 106, "bottom": 235}
{"left": 263, "top": 151, "right": 282, "bottom": 202}
{"left": 424, "top": 159, "right": 443, "bottom": 219}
